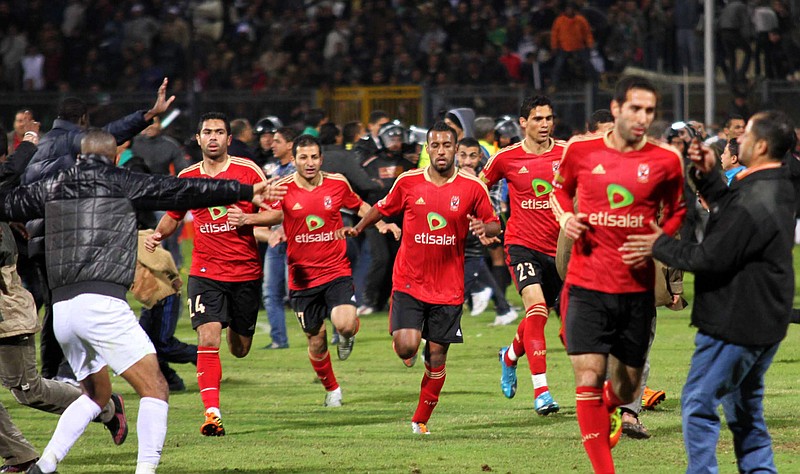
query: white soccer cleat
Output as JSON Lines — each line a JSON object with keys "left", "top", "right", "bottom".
{"left": 324, "top": 387, "right": 343, "bottom": 407}
{"left": 470, "top": 287, "right": 492, "bottom": 316}
{"left": 411, "top": 421, "right": 431, "bottom": 435}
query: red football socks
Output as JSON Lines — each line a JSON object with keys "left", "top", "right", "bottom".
{"left": 603, "top": 380, "right": 624, "bottom": 413}
{"left": 576, "top": 386, "right": 615, "bottom": 473}
{"left": 309, "top": 350, "right": 339, "bottom": 392}
{"left": 523, "top": 303, "right": 549, "bottom": 396}
{"left": 412, "top": 363, "right": 446, "bottom": 424}
{"left": 505, "top": 320, "right": 526, "bottom": 367}
{"left": 197, "top": 346, "right": 222, "bottom": 411}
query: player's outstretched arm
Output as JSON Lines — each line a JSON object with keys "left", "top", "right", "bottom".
{"left": 227, "top": 205, "right": 283, "bottom": 227}
{"left": 341, "top": 205, "right": 383, "bottom": 238}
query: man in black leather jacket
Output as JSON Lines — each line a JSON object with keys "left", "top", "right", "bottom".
{"left": 1, "top": 130, "right": 274, "bottom": 474}
{"left": 23, "top": 78, "right": 175, "bottom": 381}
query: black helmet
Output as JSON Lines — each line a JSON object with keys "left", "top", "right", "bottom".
{"left": 378, "top": 120, "right": 406, "bottom": 149}
{"left": 494, "top": 116, "right": 521, "bottom": 142}
{"left": 254, "top": 116, "right": 283, "bottom": 136}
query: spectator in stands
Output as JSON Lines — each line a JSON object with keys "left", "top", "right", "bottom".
{"left": 549, "top": 2, "right": 597, "bottom": 91}
{"left": 302, "top": 108, "right": 328, "bottom": 137}
{"left": 7, "top": 109, "right": 33, "bottom": 154}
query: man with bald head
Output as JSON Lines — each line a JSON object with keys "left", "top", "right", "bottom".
{"left": 0, "top": 130, "right": 279, "bottom": 474}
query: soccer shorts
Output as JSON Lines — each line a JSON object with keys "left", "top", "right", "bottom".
{"left": 562, "top": 284, "right": 655, "bottom": 368}
{"left": 505, "top": 244, "right": 563, "bottom": 306}
{"left": 187, "top": 276, "right": 260, "bottom": 337}
{"left": 289, "top": 276, "right": 356, "bottom": 333}
{"left": 53, "top": 293, "right": 156, "bottom": 381}
{"left": 389, "top": 291, "right": 463, "bottom": 344}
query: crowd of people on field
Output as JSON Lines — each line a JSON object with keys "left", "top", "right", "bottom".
{"left": 0, "top": 72, "right": 799, "bottom": 474}
{"left": 2, "top": 0, "right": 800, "bottom": 95}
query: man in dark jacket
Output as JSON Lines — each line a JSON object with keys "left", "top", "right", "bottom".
{"left": 23, "top": 78, "right": 174, "bottom": 382}
{"left": 2, "top": 130, "right": 275, "bottom": 474}
{"left": 622, "top": 110, "right": 795, "bottom": 473}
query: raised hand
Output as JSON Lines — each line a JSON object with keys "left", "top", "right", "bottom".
{"left": 144, "top": 78, "right": 176, "bottom": 121}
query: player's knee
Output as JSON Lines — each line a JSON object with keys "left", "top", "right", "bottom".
{"left": 393, "top": 343, "right": 417, "bottom": 360}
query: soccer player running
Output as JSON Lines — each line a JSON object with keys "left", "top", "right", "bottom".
{"left": 480, "top": 96, "right": 566, "bottom": 414}
{"left": 146, "top": 112, "right": 275, "bottom": 437}
{"left": 549, "top": 76, "right": 685, "bottom": 473}
{"left": 231, "top": 134, "right": 400, "bottom": 407}
{"left": 343, "top": 122, "right": 500, "bottom": 434}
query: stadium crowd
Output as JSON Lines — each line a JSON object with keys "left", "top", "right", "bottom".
{"left": 1, "top": 0, "right": 800, "bottom": 95}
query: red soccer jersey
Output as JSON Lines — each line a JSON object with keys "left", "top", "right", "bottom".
{"left": 377, "top": 168, "right": 499, "bottom": 305}
{"left": 167, "top": 156, "right": 266, "bottom": 282}
{"left": 269, "top": 172, "right": 363, "bottom": 291}
{"left": 480, "top": 139, "right": 565, "bottom": 256}
{"left": 550, "top": 133, "right": 686, "bottom": 293}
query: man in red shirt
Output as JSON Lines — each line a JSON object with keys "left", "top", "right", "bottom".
{"left": 550, "top": 76, "right": 685, "bottom": 472}
{"left": 345, "top": 122, "right": 500, "bottom": 434}
{"left": 231, "top": 134, "right": 400, "bottom": 407}
{"left": 481, "top": 95, "right": 566, "bottom": 415}
{"left": 146, "top": 112, "right": 270, "bottom": 437}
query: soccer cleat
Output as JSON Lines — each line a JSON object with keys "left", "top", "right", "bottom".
{"left": 492, "top": 309, "right": 518, "bottom": 326}
{"left": 104, "top": 393, "right": 128, "bottom": 445}
{"left": 534, "top": 390, "right": 560, "bottom": 416}
{"left": 337, "top": 335, "right": 355, "bottom": 360}
{"left": 324, "top": 387, "right": 343, "bottom": 407}
{"left": 498, "top": 347, "right": 517, "bottom": 398}
{"left": 470, "top": 287, "right": 492, "bottom": 316}
{"left": 200, "top": 411, "right": 226, "bottom": 436}
{"left": 642, "top": 386, "right": 666, "bottom": 410}
{"left": 411, "top": 422, "right": 430, "bottom": 435}
{"left": 609, "top": 408, "right": 623, "bottom": 448}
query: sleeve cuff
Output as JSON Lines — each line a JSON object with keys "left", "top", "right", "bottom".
{"left": 238, "top": 184, "right": 253, "bottom": 201}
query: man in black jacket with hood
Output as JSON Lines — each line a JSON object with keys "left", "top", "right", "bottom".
{"left": 621, "top": 110, "right": 795, "bottom": 474}
{"left": 2, "top": 130, "right": 278, "bottom": 474}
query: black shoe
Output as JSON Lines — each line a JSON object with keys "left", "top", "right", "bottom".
{"left": 104, "top": 393, "right": 128, "bottom": 445}
{"left": 25, "top": 464, "right": 57, "bottom": 473}
{"left": 0, "top": 458, "right": 37, "bottom": 472}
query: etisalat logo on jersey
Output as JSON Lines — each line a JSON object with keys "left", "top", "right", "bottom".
{"left": 415, "top": 212, "right": 456, "bottom": 245}
{"left": 585, "top": 184, "right": 645, "bottom": 228}
{"left": 199, "top": 206, "right": 237, "bottom": 234}
{"left": 521, "top": 178, "right": 553, "bottom": 210}
{"left": 295, "top": 214, "right": 335, "bottom": 243}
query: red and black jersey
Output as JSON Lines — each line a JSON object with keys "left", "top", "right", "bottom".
{"left": 167, "top": 156, "right": 266, "bottom": 282}
{"left": 550, "top": 133, "right": 685, "bottom": 293}
{"left": 269, "top": 172, "right": 363, "bottom": 291}
{"left": 480, "top": 139, "right": 565, "bottom": 256}
{"left": 377, "top": 168, "right": 499, "bottom": 305}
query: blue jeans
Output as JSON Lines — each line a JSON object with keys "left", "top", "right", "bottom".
{"left": 682, "top": 331, "right": 779, "bottom": 474}
{"left": 263, "top": 242, "right": 288, "bottom": 346}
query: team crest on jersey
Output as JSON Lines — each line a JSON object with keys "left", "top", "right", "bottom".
{"left": 450, "top": 195, "right": 460, "bottom": 211}
{"left": 324, "top": 195, "right": 332, "bottom": 210}
{"left": 637, "top": 163, "right": 650, "bottom": 183}
{"left": 552, "top": 160, "right": 560, "bottom": 173}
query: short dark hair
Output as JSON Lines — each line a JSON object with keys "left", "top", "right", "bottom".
{"left": 292, "top": 134, "right": 322, "bottom": 157}
{"left": 197, "top": 112, "right": 231, "bottom": 134}
{"left": 426, "top": 121, "right": 457, "bottom": 143}
{"left": 520, "top": 95, "right": 553, "bottom": 119}
{"left": 319, "top": 122, "right": 341, "bottom": 145}
{"left": 724, "top": 114, "right": 744, "bottom": 128}
{"left": 726, "top": 138, "right": 739, "bottom": 157}
{"left": 750, "top": 110, "right": 795, "bottom": 160}
{"left": 305, "top": 108, "right": 327, "bottom": 128}
{"left": 587, "top": 109, "right": 614, "bottom": 132}
{"left": 342, "top": 121, "right": 363, "bottom": 144}
{"left": 368, "top": 110, "right": 389, "bottom": 125}
{"left": 230, "top": 118, "right": 251, "bottom": 138}
{"left": 613, "top": 75, "right": 658, "bottom": 106}
{"left": 57, "top": 97, "right": 88, "bottom": 124}
{"left": 275, "top": 126, "right": 299, "bottom": 143}
{"left": 457, "top": 137, "right": 481, "bottom": 149}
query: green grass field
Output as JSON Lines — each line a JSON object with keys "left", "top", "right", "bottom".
{"left": 6, "top": 248, "right": 800, "bottom": 473}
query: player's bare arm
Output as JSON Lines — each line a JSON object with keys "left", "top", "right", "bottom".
{"left": 227, "top": 206, "right": 283, "bottom": 227}
{"left": 352, "top": 201, "right": 401, "bottom": 240}
{"left": 145, "top": 213, "right": 180, "bottom": 253}
{"left": 342, "top": 205, "right": 383, "bottom": 238}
